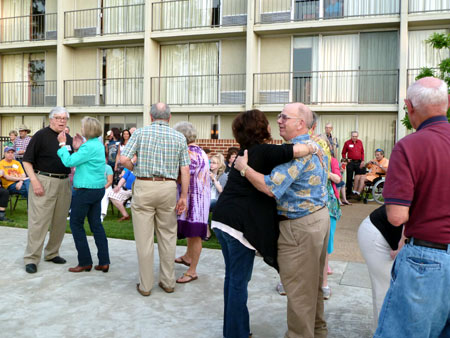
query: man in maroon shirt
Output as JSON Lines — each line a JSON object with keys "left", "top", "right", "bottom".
{"left": 341, "top": 131, "right": 365, "bottom": 196}
{"left": 374, "top": 77, "right": 450, "bottom": 337}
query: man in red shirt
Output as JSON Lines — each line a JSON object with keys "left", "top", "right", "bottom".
{"left": 341, "top": 131, "right": 365, "bottom": 196}
{"left": 375, "top": 77, "right": 450, "bottom": 337}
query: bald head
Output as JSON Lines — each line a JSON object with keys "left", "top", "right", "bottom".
{"left": 287, "top": 103, "right": 313, "bottom": 127}
{"left": 407, "top": 77, "right": 449, "bottom": 115}
{"left": 150, "top": 102, "right": 171, "bottom": 120}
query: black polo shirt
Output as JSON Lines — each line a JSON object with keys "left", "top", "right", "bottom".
{"left": 23, "top": 126, "right": 73, "bottom": 174}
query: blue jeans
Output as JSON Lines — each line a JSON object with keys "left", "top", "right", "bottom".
{"left": 70, "top": 188, "right": 110, "bottom": 266}
{"left": 215, "top": 228, "right": 255, "bottom": 338}
{"left": 374, "top": 239, "right": 450, "bottom": 338}
{"left": 7, "top": 179, "right": 30, "bottom": 198}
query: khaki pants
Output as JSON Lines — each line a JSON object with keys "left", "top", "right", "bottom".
{"left": 24, "top": 174, "right": 72, "bottom": 265}
{"left": 278, "top": 207, "right": 330, "bottom": 338}
{"left": 131, "top": 179, "right": 177, "bottom": 292}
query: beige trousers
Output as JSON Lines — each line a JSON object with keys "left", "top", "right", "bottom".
{"left": 24, "top": 174, "right": 72, "bottom": 265}
{"left": 278, "top": 207, "right": 330, "bottom": 338}
{"left": 131, "top": 179, "right": 178, "bottom": 293}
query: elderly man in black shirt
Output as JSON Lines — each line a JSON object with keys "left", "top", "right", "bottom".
{"left": 23, "top": 107, "right": 74, "bottom": 274}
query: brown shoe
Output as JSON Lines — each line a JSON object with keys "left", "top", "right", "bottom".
{"left": 68, "top": 265, "right": 92, "bottom": 273}
{"left": 118, "top": 215, "right": 131, "bottom": 222}
{"left": 94, "top": 264, "right": 109, "bottom": 273}
{"left": 136, "top": 283, "right": 151, "bottom": 297}
{"left": 158, "top": 282, "right": 174, "bottom": 293}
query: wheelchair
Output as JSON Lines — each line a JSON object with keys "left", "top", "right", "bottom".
{"left": 361, "top": 173, "right": 385, "bottom": 205}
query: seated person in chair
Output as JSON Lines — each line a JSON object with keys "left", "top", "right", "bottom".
{"left": 0, "top": 175, "right": 12, "bottom": 222}
{"left": 0, "top": 147, "right": 30, "bottom": 198}
{"left": 354, "top": 149, "right": 389, "bottom": 196}
{"left": 106, "top": 168, "right": 136, "bottom": 221}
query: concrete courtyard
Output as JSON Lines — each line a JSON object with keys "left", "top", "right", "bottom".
{"left": 0, "top": 203, "right": 378, "bottom": 338}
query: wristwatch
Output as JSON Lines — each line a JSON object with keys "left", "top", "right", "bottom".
{"left": 240, "top": 165, "right": 248, "bottom": 177}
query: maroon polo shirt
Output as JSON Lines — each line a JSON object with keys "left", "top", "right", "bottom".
{"left": 383, "top": 115, "right": 450, "bottom": 244}
{"left": 341, "top": 139, "right": 364, "bottom": 161}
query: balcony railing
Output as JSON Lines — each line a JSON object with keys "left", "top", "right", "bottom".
{"left": 0, "top": 13, "right": 57, "bottom": 43}
{"left": 151, "top": 74, "right": 246, "bottom": 105}
{"left": 64, "top": 78, "right": 144, "bottom": 106}
{"left": 255, "top": 0, "right": 400, "bottom": 24}
{"left": 253, "top": 70, "right": 399, "bottom": 105}
{"left": 152, "top": 0, "right": 247, "bottom": 31}
{"left": 65, "top": 4, "right": 145, "bottom": 38}
{"left": 409, "top": 0, "right": 450, "bottom": 14}
{"left": 0, "top": 81, "right": 56, "bottom": 107}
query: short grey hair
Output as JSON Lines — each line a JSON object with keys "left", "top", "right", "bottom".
{"left": 309, "top": 111, "right": 318, "bottom": 129}
{"left": 150, "top": 103, "right": 171, "bottom": 120}
{"left": 49, "top": 106, "right": 70, "bottom": 119}
{"left": 173, "top": 121, "right": 197, "bottom": 144}
{"left": 407, "top": 78, "right": 448, "bottom": 111}
{"left": 351, "top": 131, "right": 359, "bottom": 136}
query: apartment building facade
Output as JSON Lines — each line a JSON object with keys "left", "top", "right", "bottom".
{"left": 0, "top": 0, "right": 448, "bottom": 159}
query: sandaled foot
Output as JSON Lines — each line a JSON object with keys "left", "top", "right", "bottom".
{"left": 174, "top": 256, "right": 191, "bottom": 267}
{"left": 176, "top": 272, "right": 198, "bottom": 284}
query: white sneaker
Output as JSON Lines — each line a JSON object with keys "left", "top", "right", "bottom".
{"left": 276, "top": 282, "right": 287, "bottom": 296}
{"left": 322, "top": 286, "right": 331, "bottom": 300}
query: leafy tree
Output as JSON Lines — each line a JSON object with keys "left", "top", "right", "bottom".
{"left": 402, "top": 32, "right": 450, "bottom": 130}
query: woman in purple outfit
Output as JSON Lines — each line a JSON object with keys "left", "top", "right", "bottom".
{"left": 173, "top": 122, "right": 211, "bottom": 283}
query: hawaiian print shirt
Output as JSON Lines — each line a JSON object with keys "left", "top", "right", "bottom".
{"left": 264, "top": 134, "right": 328, "bottom": 219}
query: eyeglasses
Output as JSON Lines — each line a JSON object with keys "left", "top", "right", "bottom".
{"left": 277, "top": 113, "right": 301, "bottom": 121}
{"left": 53, "top": 116, "right": 68, "bottom": 121}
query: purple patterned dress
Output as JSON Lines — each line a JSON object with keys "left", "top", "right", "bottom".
{"left": 177, "top": 145, "right": 211, "bottom": 238}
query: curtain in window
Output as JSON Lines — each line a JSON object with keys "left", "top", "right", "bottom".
{"left": 189, "top": 42, "right": 218, "bottom": 104}
{"left": 343, "top": 0, "right": 399, "bottom": 16}
{"left": 160, "top": 44, "right": 189, "bottom": 104}
{"left": 1, "top": 54, "right": 29, "bottom": 106}
{"left": 160, "top": 42, "right": 218, "bottom": 104}
{"left": 293, "top": 36, "right": 319, "bottom": 103}
{"left": 408, "top": 29, "right": 450, "bottom": 86}
{"left": 104, "top": 0, "right": 144, "bottom": 34}
{"left": 320, "top": 34, "right": 359, "bottom": 103}
{"left": 104, "top": 47, "right": 144, "bottom": 105}
{"left": 189, "top": 115, "right": 211, "bottom": 139}
{"left": 1, "top": 116, "right": 15, "bottom": 136}
{"left": 359, "top": 31, "right": 398, "bottom": 104}
{"left": 1, "top": 0, "right": 32, "bottom": 42}
{"left": 409, "top": 0, "right": 450, "bottom": 13}
{"left": 161, "top": 0, "right": 213, "bottom": 30}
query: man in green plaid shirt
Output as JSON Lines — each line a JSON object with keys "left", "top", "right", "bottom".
{"left": 121, "top": 102, "right": 190, "bottom": 296}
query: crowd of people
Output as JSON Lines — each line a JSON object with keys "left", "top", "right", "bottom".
{"left": 0, "top": 76, "right": 448, "bottom": 337}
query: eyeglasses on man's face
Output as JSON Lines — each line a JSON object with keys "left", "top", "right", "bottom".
{"left": 277, "top": 113, "right": 301, "bottom": 121}
{"left": 53, "top": 116, "right": 68, "bottom": 121}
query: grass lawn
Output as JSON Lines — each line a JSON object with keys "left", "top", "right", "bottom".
{"left": 1, "top": 199, "right": 221, "bottom": 250}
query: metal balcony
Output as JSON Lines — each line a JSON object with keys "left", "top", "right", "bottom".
{"left": 0, "top": 13, "right": 57, "bottom": 43}
{"left": 0, "top": 80, "right": 56, "bottom": 107}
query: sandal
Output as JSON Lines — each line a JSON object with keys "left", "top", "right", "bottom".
{"left": 174, "top": 256, "right": 191, "bottom": 267}
{"left": 176, "top": 272, "right": 198, "bottom": 284}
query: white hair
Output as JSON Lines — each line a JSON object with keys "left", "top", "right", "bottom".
{"left": 49, "top": 106, "right": 70, "bottom": 119}
{"left": 407, "top": 78, "right": 448, "bottom": 110}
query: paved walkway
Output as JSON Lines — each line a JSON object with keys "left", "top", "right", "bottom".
{"left": 0, "top": 203, "right": 379, "bottom": 338}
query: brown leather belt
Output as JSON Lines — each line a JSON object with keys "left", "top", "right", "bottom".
{"left": 406, "top": 238, "right": 449, "bottom": 251}
{"left": 136, "top": 177, "right": 175, "bottom": 182}
{"left": 278, "top": 215, "right": 290, "bottom": 221}
{"left": 35, "top": 170, "right": 69, "bottom": 179}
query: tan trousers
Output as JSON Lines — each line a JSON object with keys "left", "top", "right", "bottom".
{"left": 278, "top": 207, "right": 330, "bottom": 338}
{"left": 131, "top": 179, "right": 178, "bottom": 293}
{"left": 24, "top": 174, "right": 72, "bottom": 265}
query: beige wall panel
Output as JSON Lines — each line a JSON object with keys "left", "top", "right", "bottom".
{"left": 266, "top": 113, "right": 282, "bottom": 140}
{"left": 219, "top": 115, "right": 235, "bottom": 140}
{"left": 73, "top": 48, "right": 98, "bottom": 79}
{"left": 260, "top": 37, "right": 290, "bottom": 73}
{"left": 46, "top": 51, "right": 57, "bottom": 81}
{"left": 1, "top": 116, "right": 15, "bottom": 136}
{"left": 46, "top": 0, "right": 58, "bottom": 12}
{"left": 169, "top": 114, "right": 188, "bottom": 128}
{"left": 260, "top": 0, "right": 291, "bottom": 13}
{"left": 221, "top": 39, "right": 246, "bottom": 74}
{"left": 223, "top": 0, "right": 247, "bottom": 16}
{"left": 67, "top": 114, "right": 83, "bottom": 135}
{"left": 23, "top": 116, "right": 46, "bottom": 136}
{"left": 75, "top": 0, "right": 98, "bottom": 10}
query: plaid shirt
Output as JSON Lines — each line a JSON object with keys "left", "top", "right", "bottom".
{"left": 121, "top": 121, "right": 190, "bottom": 179}
{"left": 14, "top": 136, "right": 31, "bottom": 159}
